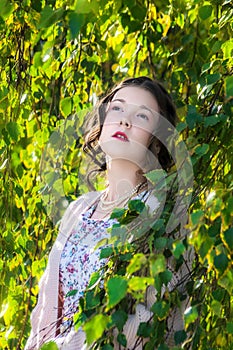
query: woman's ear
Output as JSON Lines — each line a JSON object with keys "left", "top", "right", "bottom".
{"left": 148, "top": 136, "right": 161, "bottom": 156}
{"left": 154, "top": 139, "right": 161, "bottom": 155}
{"left": 143, "top": 137, "right": 161, "bottom": 172}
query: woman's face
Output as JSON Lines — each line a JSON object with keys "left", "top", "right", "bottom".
{"left": 99, "top": 86, "right": 160, "bottom": 169}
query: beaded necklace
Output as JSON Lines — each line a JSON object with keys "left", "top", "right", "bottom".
{"left": 99, "top": 182, "right": 147, "bottom": 212}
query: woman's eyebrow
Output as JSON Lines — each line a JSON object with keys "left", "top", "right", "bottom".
{"left": 139, "top": 104, "right": 154, "bottom": 114}
{"left": 111, "top": 98, "right": 125, "bottom": 103}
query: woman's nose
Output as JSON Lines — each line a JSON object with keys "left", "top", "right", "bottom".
{"left": 120, "top": 116, "right": 131, "bottom": 128}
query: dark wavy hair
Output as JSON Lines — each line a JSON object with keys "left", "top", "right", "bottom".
{"left": 83, "top": 76, "right": 178, "bottom": 178}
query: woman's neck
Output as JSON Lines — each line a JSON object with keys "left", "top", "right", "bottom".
{"left": 105, "top": 159, "right": 145, "bottom": 201}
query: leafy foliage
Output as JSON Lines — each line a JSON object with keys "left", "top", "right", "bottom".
{"left": 0, "top": 0, "right": 232, "bottom": 349}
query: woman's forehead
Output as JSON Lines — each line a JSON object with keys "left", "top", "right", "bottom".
{"left": 112, "top": 86, "right": 159, "bottom": 113}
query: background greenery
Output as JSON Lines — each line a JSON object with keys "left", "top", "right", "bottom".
{"left": 0, "top": 0, "right": 232, "bottom": 349}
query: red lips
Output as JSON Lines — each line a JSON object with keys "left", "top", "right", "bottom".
{"left": 112, "top": 131, "right": 129, "bottom": 142}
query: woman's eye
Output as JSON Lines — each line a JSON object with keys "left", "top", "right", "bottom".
{"left": 137, "top": 113, "right": 149, "bottom": 121}
{"left": 112, "top": 105, "right": 121, "bottom": 111}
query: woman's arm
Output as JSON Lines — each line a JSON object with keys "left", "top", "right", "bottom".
{"left": 25, "top": 193, "right": 100, "bottom": 349}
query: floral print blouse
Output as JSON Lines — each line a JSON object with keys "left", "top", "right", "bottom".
{"left": 59, "top": 203, "right": 116, "bottom": 330}
{"left": 59, "top": 191, "right": 150, "bottom": 333}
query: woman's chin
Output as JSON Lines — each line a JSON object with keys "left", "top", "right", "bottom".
{"left": 105, "top": 153, "right": 147, "bottom": 169}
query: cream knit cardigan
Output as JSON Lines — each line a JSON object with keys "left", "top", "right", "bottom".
{"left": 25, "top": 191, "right": 192, "bottom": 350}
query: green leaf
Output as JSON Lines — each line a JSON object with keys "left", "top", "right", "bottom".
{"left": 190, "top": 210, "right": 204, "bottom": 225}
{"left": 106, "top": 277, "right": 128, "bottom": 310}
{"left": 226, "top": 322, "right": 233, "bottom": 334}
{"left": 204, "top": 115, "right": 221, "bottom": 127}
{"left": 174, "top": 330, "right": 187, "bottom": 345}
{"left": 211, "top": 299, "right": 222, "bottom": 316}
{"left": 112, "top": 310, "right": 128, "bottom": 331}
{"left": 172, "top": 241, "right": 185, "bottom": 259}
{"left": 6, "top": 122, "right": 20, "bottom": 142}
{"left": 206, "top": 73, "right": 221, "bottom": 85}
{"left": 127, "top": 19, "right": 142, "bottom": 33}
{"left": 87, "top": 271, "right": 101, "bottom": 288}
{"left": 15, "top": 185, "right": 23, "bottom": 198}
{"left": 31, "top": 0, "right": 42, "bottom": 12}
{"left": 223, "top": 227, "right": 233, "bottom": 251}
{"left": 198, "top": 5, "right": 213, "bottom": 20}
{"left": 120, "top": 252, "right": 133, "bottom": 262}
{"left": 214, "top": 253, "right": 229, "bottom": 274}
{"left": 66, "top": 289, "right": 78, "bottom": 297}
{"left": 128, "top": 199, "right": 145, "bottom": 213}
{"left": 137, "top": 322, "right": 153, "bottom": 337}
{"left": 151, "top": 300, "right": 170, "bottom": 320}
{"left": 60, "top": 97, "right": 72, "bottom": 117}
{"left": 0, "top": 0, "right": 14, "bottom": 20}
{"left": 186, "top": 105, "right": 202, "bottom": 129}
{"left": 126, "top": 253, "right": 146, "bottom": 275}
{"left": 102, "top": 345, "right": 114, "bottom": 350}
{"left": 210, "top": 40, "right": 223, "bottom": 54}
{"left": 195, "top": 144, "right": 209, "bottom": 157}
{"left": 53, "top": 178, "right": 64, "bottom": 193}
{"left": 69, "top": 12, "right": 85, "bottom": 38}
{"left": 221, "top": 39, "right": 233, "bottom": 60}
{"left": 100, "top": 247, "right": 114, "bottom": 259}
{"left": 110, "top": 208, "right": 126, "bottom": 220}
{"left": 212, "top": 288, "right": 225, "bottom": 302}
{"left": 201, "top": 62, "right": 213, "bottom": 74}
{"left": 218, "top": 269, "right": 233, "bottom": 295}
{"left": 160, "top": 270, "right": 172, "bottom": 285}
{"left": 199, "top": 238, "right": 214, "bottom": 260}
{"left": 85, "top": 290, "right": 100, "bottom": 309}
{"left": 73, "top": 310, "right": 87, "bottom": 330}
{"left": 154, "top": 237, "right": 167, "bottom": 250}
{"left": 130, "top": 5, "right": 147, "bottom": 22}
{"left": 149, "top": 254, "right": 166, "bottom": 276}
{"left": 38, "top": 6, "right": 64, "bottom": 29}
{"left": 110, "top": 224, "right": 127, "bottom": 241}
{"left": 145, "top": 169, "right": 167, "bottom": 188}
{"left": 151, "top": 219, "right": 164, "bottom": 232}
{"left": 208, "top": 217, "right": 221, "bottom": 237}
{"left": 75, "top": 0, "right": 97, "bottom": 14}
{"left": 176, "top": 121, "right": 187, "bottom": 132}
{"left": 225, "top": 76, "right": 233, "bottom": 100}
{"left": 177, "top": 50, "right": 189, "bottom": 65}
{"left": 121, "top": 12, "right": 131, "bottom": 29}
{"left": 210, "top": 23, "right": 219, "bottom": 34}
{"left": 31, "top": 260, "right": 44, "bottom": 277}
{"left": 40, "top": 341, "right": 59, "bottom": 350}
{"left": 34, "top": 128, "right": 50, "bottom": 147}
{"left": 128, "top": 276, "right": 154, "bottom": 292}
{"left": 83, "top": 314, "right": 110, "bottom": 345}
{"left": 158, "top": 345, "right": 169, "bottom": 350}
{"left": 48, "top": 131, "right": 62, "bottom": 146}
{"left": 117, "top": 333, "right": 127, "bottom": 347}
{"left": 184, "top": 306, "right": 198, "bottom": 327}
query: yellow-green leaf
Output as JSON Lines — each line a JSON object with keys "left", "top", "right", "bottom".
{"left": 83, "top": 314, "right": 110, "bottom": 345}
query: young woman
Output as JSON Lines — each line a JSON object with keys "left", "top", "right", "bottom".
{"left": 25, "top": 77, "right": 193, "bottom": 349}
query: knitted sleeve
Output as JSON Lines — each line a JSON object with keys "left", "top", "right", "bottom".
{"left": 24, "top": 201, "right": 77, "bottom": 350}
{"left": 25, "top": 194, "right": 96, "bottom": 350}
{"left": 113, "top": 245, "right": 194, "bottom": 350}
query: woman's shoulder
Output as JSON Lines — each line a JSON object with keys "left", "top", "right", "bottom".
{"left": 58, "top": 191, "right": 101, "bottom": 235}
{"left": 64, "top": 191, "right": 101, "bottom": 218}
{"left": 70, "top": 191, "right": 101, "bottom": 209}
